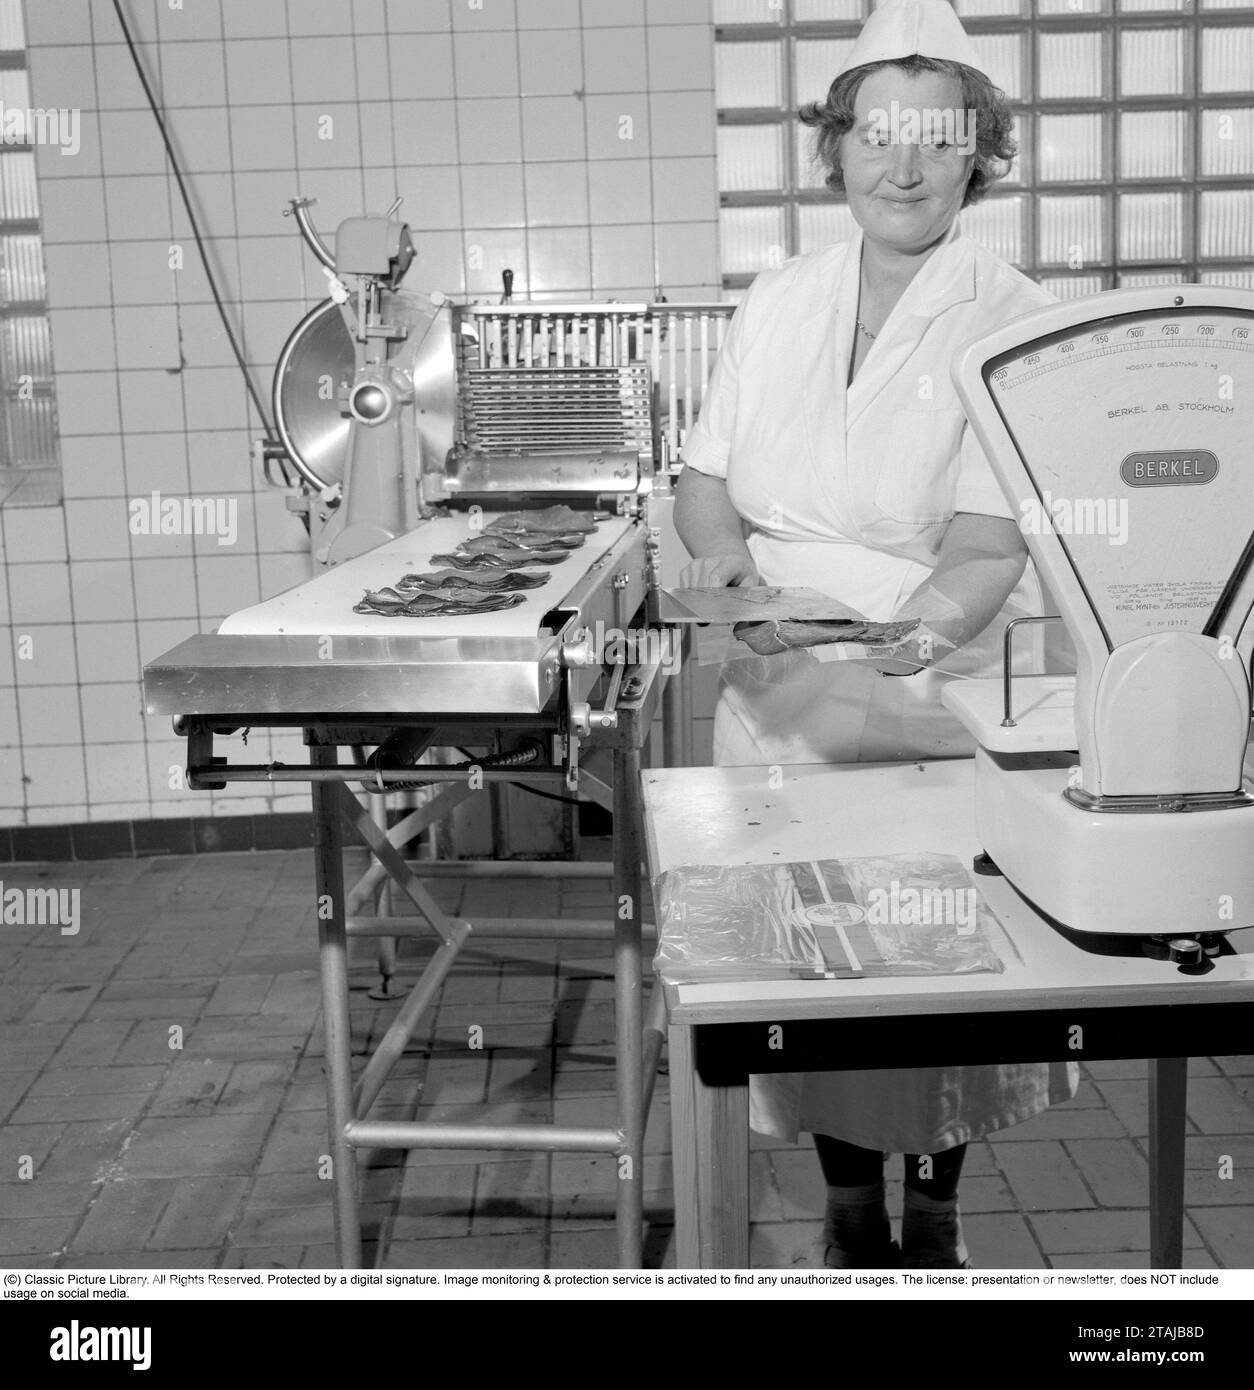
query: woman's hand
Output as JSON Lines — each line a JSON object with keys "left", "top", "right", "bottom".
{"left": 732, "top": 620, "right": 788, "bottom": 655}
{"left": 863, "top": 626, "right": 950, "bottom": 677}
{"left": 868, "top": 514, "right": 1028, "bottom": 675}
{"left": 864, "top": 653, "right": 919, "bottom": 677}
{"left": 679, "top": 553, "right": 760, "bottom": 589}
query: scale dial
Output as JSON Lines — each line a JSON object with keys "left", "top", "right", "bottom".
{"left": 982, "top": 303, "right": 1254, "bottom": 650}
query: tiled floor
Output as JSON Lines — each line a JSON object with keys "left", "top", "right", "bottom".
{"left": 1, "top": 848, "right": 1252, "bottom": 1270}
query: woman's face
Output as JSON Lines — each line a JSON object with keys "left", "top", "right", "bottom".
{"left": 838, "top": 66, "right": 975, "bottom": 256}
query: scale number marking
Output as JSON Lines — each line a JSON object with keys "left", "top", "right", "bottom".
{"left": 991, "top": 325, "right": 1254, "bottom": 389}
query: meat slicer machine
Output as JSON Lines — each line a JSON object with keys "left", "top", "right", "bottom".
{"left": 946, "top": 286, "right": 1254, "bottom": 966}
{"left": 144, "top": 198, "right": 731, "bottom": 1268}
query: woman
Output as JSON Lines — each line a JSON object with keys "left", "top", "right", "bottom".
{"left": 675, "top": 0, "right": 1076, "bottom": 1269}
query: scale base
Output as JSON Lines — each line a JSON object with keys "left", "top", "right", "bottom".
{"left": 974, "top": 747, "right": 1254, "bottom": 938}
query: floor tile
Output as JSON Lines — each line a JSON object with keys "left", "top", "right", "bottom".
{"left": 6, "top": 849, "right": 1252, "bottom": 1271}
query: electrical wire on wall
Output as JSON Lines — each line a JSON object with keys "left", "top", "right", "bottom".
{"left": 110, "top": 0, "right": 295, "bottom": 488}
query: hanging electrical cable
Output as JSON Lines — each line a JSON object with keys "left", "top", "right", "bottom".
{"left": 110, "top": 0, "right": 294, "bottom": 486}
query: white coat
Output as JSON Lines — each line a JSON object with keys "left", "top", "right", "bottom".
{"left": 681, "top": 220, "right": 1078, "bottom": 1151}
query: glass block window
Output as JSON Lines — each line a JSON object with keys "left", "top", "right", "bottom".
{"left": 0, "top": 0, "right": 60, "bottom": 506}
{"left": 714, "top": 0, "right": 1254, "bottom": 294}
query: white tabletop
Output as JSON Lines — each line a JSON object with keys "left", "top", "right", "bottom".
{"left": 642, "top": 760, "right": 1254, "bottom": 1023}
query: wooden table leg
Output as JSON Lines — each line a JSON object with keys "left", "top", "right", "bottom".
{"left": 697, "top": 1063, "right": 750, "bottom": 1268}
{"left": 668, "top": 1023, "right": 701, "bottom": 1268}
{"left": 1148, "top": 1056, "right": 1188, "bottom": 1269}
{"left": 669, "top": 1023, "right": 750, "bottom": 1268}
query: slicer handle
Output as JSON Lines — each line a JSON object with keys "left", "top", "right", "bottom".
{"left": 501, "top": 268, "right": 514, "bottom": 304}
{"left": 284, "top": 196, "right": 336, "bottom": 271}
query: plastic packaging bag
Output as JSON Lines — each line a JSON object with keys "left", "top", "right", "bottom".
{"left": 653, "top": 853, "right": 1004, "bottom": 983}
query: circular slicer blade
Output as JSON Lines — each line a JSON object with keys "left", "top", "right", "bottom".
{"left": 272, "top": 298, "right": 353, "bottom": 493}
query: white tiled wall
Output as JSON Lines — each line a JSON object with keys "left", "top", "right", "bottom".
{"left": 0, "top": 0, "right": 719, "bottom": 829}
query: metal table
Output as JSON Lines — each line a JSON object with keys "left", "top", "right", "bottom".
{"left": 643, "top": 760, "right": 1254, "bottom": 1269}
{"left": 144, "top": 514, "right": 675, "bottom": 1268}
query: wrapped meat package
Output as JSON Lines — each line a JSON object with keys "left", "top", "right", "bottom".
{"left": 653, "top": 853, "right": 1004, "bottom": 983}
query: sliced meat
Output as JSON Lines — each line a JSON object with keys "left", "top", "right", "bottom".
{"left": 394, "top": 568, "right": 550, "bottom": 591}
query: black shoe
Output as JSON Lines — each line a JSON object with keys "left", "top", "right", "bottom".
{"left": 822, "top": 1238, "right": 902, "bottom": 1269}
{"left": 902, "top": 1250, "right": 971, "bottom": 1269}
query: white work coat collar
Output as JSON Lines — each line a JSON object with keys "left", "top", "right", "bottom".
{"left": 798, "top": 217, "right": 977, "bottom": 521}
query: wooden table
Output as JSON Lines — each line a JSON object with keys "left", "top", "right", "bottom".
{"left": 643, "top": 760, "right": 1254, "bottom": 1269}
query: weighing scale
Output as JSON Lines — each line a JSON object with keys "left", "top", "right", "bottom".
{"left": 946, "top": 286, "right": 1254, "bottom": 961}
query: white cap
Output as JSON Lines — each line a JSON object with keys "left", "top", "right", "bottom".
{"left": 835, "top": 0, "right": 986, "bottom": 78}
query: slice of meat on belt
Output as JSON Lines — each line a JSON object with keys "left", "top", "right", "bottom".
{"left": 485, "top": 505, "right": 598, "bottom": 534}
{"left": 460, "top": 532, "right": 584, "bottom": 552}
{"left": 394, "top": 568, "right": 549, "bottom": 591}
{"left": 353, "top": 587, "right": 528, "bottom": 616}
{"left": 431, "top": 550, "right": 569, "bottom": 569}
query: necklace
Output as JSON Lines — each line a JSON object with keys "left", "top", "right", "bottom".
{"left": 856, "top": 318, "right": 877, "bottom": 343}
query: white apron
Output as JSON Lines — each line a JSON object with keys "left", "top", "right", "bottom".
{"left": 684, "top": 225, "right": 1078, "bottom": 1150}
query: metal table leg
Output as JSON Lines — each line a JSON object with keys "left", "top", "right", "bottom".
{"left": 1148, "top": 1055, "right": 1188, "bottom": 1269}
{"left": 367, "top": 789, "right": 401, "bottom": 999}
{"left": 662, "top": 638, "right": 684, "bottom": 769}
{"left": 293, "top": 661, "right": 668, "bottom": 1269}
{"left": 678, "top": 628, "right": 694, "bottom": 766}
{"left": 310, "top": 740, "right": 363, "bottom": 1268}
{"left": 613, "top": 740, "right": 645, "bottom": 1267}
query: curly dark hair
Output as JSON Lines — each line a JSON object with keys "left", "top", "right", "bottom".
{"left": 797, "top": 55, "right": 1016, "bottom": 209}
